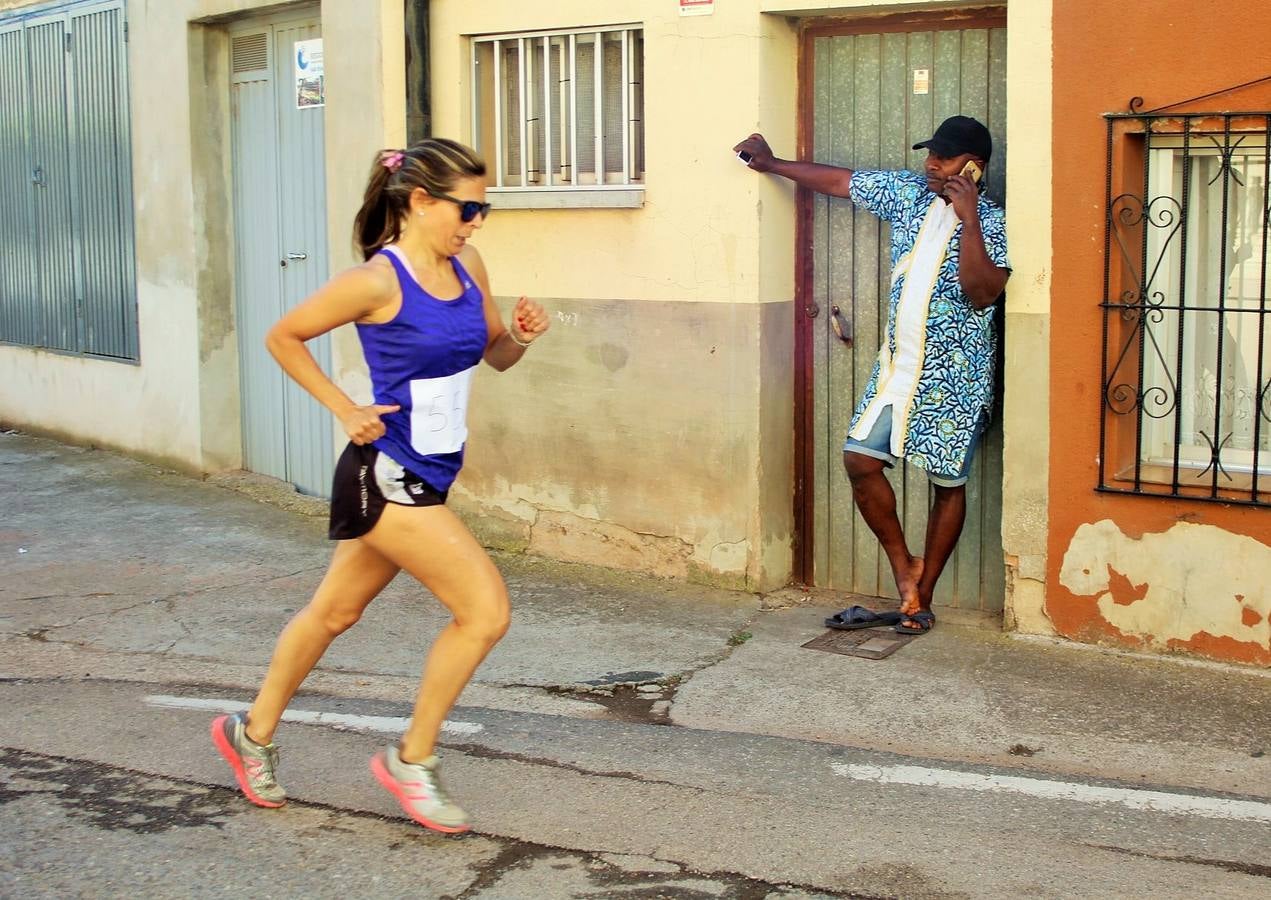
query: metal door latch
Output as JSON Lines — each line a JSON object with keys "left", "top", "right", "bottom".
{"left": 830, "top": 304, "right": 853, "bottom": 347}
{"left": 279, "top": 252, "right": 308, "bottom": 267}
{"left": 31, "top": 167, "right": 45, "bottom": 187}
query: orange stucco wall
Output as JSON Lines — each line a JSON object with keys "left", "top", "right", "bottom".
{"left": 1049, "top": 1, "right": 1271, "bottom": 665}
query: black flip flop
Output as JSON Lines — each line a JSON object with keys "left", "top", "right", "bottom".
{"left": 825, "top": 605, "right": 903, "bottom": 631}
{"left": 895, "top": 610, "right": 935, "bottom": 634}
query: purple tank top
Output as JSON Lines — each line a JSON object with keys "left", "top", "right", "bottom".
{"left": 356, "top": 247, "right": 488, "bottom": 493}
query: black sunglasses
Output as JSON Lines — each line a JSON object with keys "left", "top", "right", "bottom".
{"left": 427, "top": 190, "right": 492, "bottom": 223}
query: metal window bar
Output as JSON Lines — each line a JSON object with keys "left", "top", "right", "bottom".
{"left": 517, "top": 39, "right": 528, "bottom": 187}
{"left": 561, "top": 38, "right": 571, "bottom": 184}
{"left": 620, "top": 29, "right": 629, "bottom": 185}
{"left": 1211, "top": 117, "right": 1232, "bottom": 498}
{"left": 470, "top": 46, "right": 480, "bottom": 166}
{"left": 1100, "top": 108, "right": 1271, "bottom": 507}
{"left": 492, "top": 40, "right": 503, "bottom": 188}
{"left": 593, "top": 32, "right": 603, "bottom": 185}
{"left": 542, "top": 35, "right": 552, "bottom": 187}
{"left": 568, "top": 33, "right": 577, "bottom": 186}
{"left": 1132, "top": 118, "right": 1152, "bottom": 491}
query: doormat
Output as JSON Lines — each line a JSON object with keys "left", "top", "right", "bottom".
{"left": 801, "top": 627, "right": 916, "bottom": 660}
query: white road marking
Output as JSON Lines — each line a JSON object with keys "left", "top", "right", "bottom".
{"left": 144, "top": 695, "right": 484, "bottom": 736}
{"left": 833, "top": 763, "right": 1271, "bottom": 824}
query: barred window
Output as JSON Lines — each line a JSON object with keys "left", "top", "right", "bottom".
{"left": 472, "top": 25, "right": 644, "bottom": 208}
{"left": 1101, "top": 111, "right": 1270, "bottom": 506}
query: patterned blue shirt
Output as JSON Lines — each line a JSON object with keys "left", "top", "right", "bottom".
{"left": 847, "top": 169, "right": 1010, "bottom": 474}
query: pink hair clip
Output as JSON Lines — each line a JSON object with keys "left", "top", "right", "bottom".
{"left": 380, "top": 150, "right": 405, "bottom": 173}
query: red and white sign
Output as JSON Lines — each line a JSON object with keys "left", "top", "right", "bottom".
{"left": 680, "top": 0, "right": 714, "bottom": 16}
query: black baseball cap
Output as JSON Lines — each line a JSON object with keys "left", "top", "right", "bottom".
{"left": 913, "top": 115, "right": 992, "bottom": 162}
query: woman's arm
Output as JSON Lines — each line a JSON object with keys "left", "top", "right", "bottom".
{"left": 265, "top": 264, "right": 401, "bottom": 443}
{"left": 460, "top": 244, "right": 550, "bottom": 372}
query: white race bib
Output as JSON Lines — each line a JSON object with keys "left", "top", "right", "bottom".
{"left": 408, "top": 366, "right": 476, "bottom": 456}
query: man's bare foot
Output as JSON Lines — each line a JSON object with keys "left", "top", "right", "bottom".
{"left": 896, "top": 556, "right": 924, "bottom": 616}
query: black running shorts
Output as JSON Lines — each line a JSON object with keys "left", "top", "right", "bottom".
{"left": 328, "top": 442, "right": 447, "bottom": 540}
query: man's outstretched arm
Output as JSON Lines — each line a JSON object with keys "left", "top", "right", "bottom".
{"left": 733, "top": 133, "right": 854, "bottom": 198}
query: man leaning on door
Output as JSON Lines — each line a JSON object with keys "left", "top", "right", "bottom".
{"left": 735, "top": 116, "right": 1010, "bottom": 635}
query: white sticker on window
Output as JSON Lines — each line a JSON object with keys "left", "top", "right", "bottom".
{"left": 408, "top": 366, "right": 477, "bottom": 456}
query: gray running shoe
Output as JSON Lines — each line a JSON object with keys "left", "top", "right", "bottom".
{"left": 371, "top": 746, "right": 470, "bottom": 833}
{"left": 211, "top": 712, "right": 286, "bottom": 808}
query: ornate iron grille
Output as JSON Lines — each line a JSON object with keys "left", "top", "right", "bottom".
{"left": 1100, "top": 106, "right": 1271, "bottom": 507}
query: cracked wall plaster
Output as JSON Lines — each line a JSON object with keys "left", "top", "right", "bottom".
{"left": 1058, "top": 520, "right": 1270, "bottom": 665}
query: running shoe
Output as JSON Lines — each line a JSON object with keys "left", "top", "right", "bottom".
{"left": 211, "top": 712, "right": 286, "bottom": 808}
{"left": 371, "top": 746, "right": 470, "bottom": 833}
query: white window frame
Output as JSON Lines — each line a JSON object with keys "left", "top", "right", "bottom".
{"left": 1140, "top": 136, "right": 1271, "bottom": 482}
{"left": 471, "top": 24, "right": 644, "bottom": 209}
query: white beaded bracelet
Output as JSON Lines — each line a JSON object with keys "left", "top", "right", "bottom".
{"left": 507, "top": 329, "right": 532, "bottom": 348}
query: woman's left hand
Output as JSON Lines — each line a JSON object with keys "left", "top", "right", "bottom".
{"left": 511, "top": 297, "right": 550, "bottom": 344}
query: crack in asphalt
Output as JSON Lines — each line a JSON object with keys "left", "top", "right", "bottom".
{"left": 438, "top": 741, "right": 708, "bottom": 795}
{"left": 1085, "top": 843, "right": 1271, "bottom": 879}
{"left": 2, "top": 565, "right": 326, "bottom": 641}
{"left": 0, "top": 746, "right": 863, "bottom": 899}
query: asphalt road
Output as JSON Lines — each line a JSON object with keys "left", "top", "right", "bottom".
{"left": 2, "top": 675, "right": 1269, "bottom": 899}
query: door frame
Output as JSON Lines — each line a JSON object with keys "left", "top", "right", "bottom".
{"left": 792, "top": 7, "right": 1008, "bottom": 586}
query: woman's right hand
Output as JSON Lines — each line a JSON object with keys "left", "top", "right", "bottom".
{"left": 339, "top": 404, "right": 401, "bottom": 445}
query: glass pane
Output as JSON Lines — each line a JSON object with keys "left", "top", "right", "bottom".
{"left": 549, "top": 36, "right": 566, "bottom": 183}
{"left": 1143, "top": 143, "right": 1271, "bottom": 476}
{"left": 474, "top": 41, "right": 495, "bottom": 166}
{"left": 574, "top": 35, "right": 596, "bottom": 183}
{"left": 602, "top": 31, "right": 624, "bottom": 178}
{"left": 500, "top": 41, "right": 522, "bottom": 187}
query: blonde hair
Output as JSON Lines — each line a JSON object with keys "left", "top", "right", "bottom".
{"left": 352, "top": 138, "right": 486, "bottom": 261}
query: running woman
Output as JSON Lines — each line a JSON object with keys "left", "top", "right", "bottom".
{"left": 211, "top": 139, "right": 548, "bottom": 834}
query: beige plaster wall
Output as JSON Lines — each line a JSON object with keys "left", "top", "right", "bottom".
{"left": 428, "top": 1, "right": 799, "bottom": 589}
{"left": 430, "top": 0, "right": 793, "bottom": 306}
{"left": 999, "top": 0, "right": 1053, "bottom": 635}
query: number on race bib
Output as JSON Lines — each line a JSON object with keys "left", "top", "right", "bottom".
{"left": 408, "top": 367, "right": 476, "bottom": 455}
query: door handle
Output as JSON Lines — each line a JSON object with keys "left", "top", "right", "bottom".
{"left": 280, "top": 251, "right": 308, "bottom": 268}
{"left": 31, "top": 166, "right": 45, "bottom": 187}
{"left": 830, "top": 304, "right": 853, "bottom": 347}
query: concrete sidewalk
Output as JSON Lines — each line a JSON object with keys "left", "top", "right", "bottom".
{"left": 2, "top": 431, "right": 1268, "bottom": 803}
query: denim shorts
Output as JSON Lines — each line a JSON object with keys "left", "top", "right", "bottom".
{"left": 843, "top": 405, "right": 985, "bottom": 488}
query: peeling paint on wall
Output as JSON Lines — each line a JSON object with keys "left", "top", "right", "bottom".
{"left": 1058, "top": 520, "right": 1270, "bottom": 665}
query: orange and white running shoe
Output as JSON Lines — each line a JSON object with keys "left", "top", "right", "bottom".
{"left": 211, "top": 712, "right": 286, "bottom": 808}
{"left": 371, "top": 746, "right": 470, "bottom": 834}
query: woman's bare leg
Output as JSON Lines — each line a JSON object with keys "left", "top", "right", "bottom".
{"left": 245, "top": 539, "right": 400, "bottom": 745}
{"left": 360, "top": 502, "right": 510, "bottom": 762}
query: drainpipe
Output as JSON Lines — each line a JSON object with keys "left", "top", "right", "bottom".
{"left": 405, "top": 0, "right": 430, "bottom": 143}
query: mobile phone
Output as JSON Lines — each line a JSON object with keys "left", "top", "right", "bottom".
{"left": 960, "top": 160, "right": 982, "bottom": 183}
{"left": 737, "top": 150, "right": 753, "bottom": 164}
